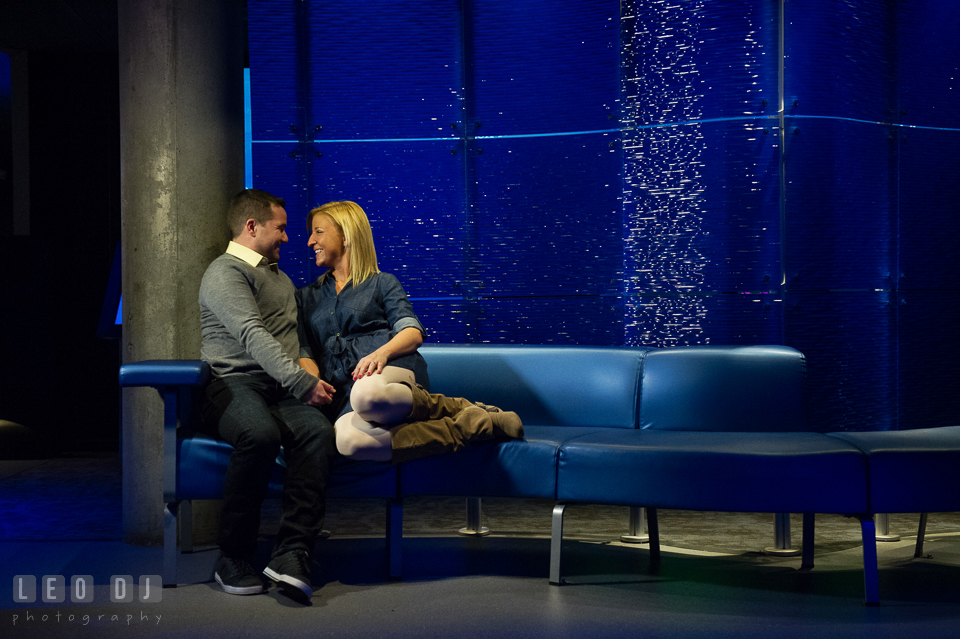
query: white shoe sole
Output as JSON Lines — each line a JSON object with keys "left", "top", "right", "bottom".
{"left": 263, "top": 567, "right": 313, "bottom": 599}
{"left": 215, "top": 572, "right": 263, "bottom": 596}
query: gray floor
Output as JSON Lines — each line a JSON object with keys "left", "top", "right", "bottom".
{"left": 3, "top": 456, "right": 960, "bottom": 638}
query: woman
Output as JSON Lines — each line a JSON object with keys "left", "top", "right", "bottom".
{"left": 296, "top": 201, "right": 522, "bottom": 463}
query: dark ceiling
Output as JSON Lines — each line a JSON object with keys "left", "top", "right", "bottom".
{"left": 0, "top": 0, "right": 118, "bottom": 52}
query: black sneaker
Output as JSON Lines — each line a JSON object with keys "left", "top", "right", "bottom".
{"left": 214, "top": 554, "right": 264, "bottom": 595}
{"left": 263, "top": 549, "right": 313, "bottom": 602}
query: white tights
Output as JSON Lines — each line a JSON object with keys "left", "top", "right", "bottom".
{"left": 335, "top": 366, "right": 415, "bottom": 461}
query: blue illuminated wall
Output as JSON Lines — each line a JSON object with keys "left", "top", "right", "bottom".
{"left": 248, "top": 0, "right": 960, "bottom": 432}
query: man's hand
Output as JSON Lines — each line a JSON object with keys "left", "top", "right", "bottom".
{"left": 303, "top": 379, "right": 336, "bottom": 407}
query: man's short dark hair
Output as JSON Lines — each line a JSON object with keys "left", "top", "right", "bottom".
{"left": 226, "top": 189, "right": 287, "bottom": 238}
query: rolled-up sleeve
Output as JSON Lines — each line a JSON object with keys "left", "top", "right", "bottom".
{"left": 379, "top": 274, "right": 427, "bottom": 338}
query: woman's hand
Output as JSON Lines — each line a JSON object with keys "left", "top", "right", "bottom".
{"left": 351, "top": 327, "right": 423, "bottom": 380}
{"left": 353, "top": 350, "right": 389, "bottom": 379}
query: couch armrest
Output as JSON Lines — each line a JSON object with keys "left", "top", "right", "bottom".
{"left": 119, "top": 360, "right": 210, "bottom": 503}
{"left": 118, "top": 360, "right": 209, "bottom": 388}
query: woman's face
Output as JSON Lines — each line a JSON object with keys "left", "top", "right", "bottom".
{"left": 308, "top": 213, "right": 348, "bottom": 271}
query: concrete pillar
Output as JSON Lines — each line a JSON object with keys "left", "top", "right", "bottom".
{"left": 119, "top": 0, "right": 244, "bottom": 546}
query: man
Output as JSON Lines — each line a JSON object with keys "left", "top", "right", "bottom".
{"left": 198, "top": 188, "right": 336, "bottom": 602}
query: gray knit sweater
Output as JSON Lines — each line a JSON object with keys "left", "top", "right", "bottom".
{"left": 199, "top": 253, "right": 320, "bottom": 401}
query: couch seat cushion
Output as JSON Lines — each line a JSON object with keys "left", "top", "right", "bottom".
{"left": 399, "top": 425, "right": 602, "bottom": 499}
{"left": 557, "top": 429, "right": 868, "bottom": 513}
{"left": 829, "top": 426, "right": 960, "bottom": 513}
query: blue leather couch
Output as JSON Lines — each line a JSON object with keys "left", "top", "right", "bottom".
{"left": 119, "top": 344, "right": 957, "bottom": 604}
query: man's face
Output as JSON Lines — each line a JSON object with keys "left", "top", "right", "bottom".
{"left": 253, "top": 204, "right": 288, "bottom": 263}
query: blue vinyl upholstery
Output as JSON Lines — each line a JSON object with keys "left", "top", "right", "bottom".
{"left": 175, "top": 434, "right": 398, "bottom": 500}
{"left": 402, "top": 345, "right": 650, "bottom": 497}
{"left": 639, "top": 345, "right": 807, "bottom": 432}
{"left": 829, "top": 427, "right": 960, "bottom": 513}
{"left": 420, "top": 344, "right": 648, "bottom": 429}
{"left": 400, "top": 426, "right": 601, "bottom": 499}
{"left": 118, "top": 359, "right": 209, "bottom": 387}
{"left": 557, "top": 430, "right": 868, "bottom": 514}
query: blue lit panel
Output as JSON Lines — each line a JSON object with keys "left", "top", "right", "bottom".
{"left": 304, "top": 141, "right": 467, "bottom": 296}
{"left": 784, "top": 291, "right": 897, "bottom": 432}
{"left": 248, "top": 3, "right": 301, "bottom": 140}
{"left": 897, "top": 2, "right": 960, "bottom": 129}
{"left": 782, "top": 117, "right": 897, "bottom": 291}
{"left": 470, "top": 0, "right": 619, "bottom": 137}
{"left": 898, "top": 290, "right": 960, "bottom": 430}
{"left": 304, "top": 0, "right": 463, "bottom": 140}
{"left": 897, "top": 130, "right": 960, "bottom": 292}
{"left": 408, "top": 299, "right": 471, "bottom": 345}
{"left": 471, "top": 134, "right": 622, "bottom": 298}
{"left": 476, "top": 297, "right": 623, "bottom": 346}
{"left": 784, "top": 0, "right": 897, "bottom": 124}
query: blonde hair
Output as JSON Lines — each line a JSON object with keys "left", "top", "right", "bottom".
{"left": 308, "top": 200, "right": 380, "bottom": 286}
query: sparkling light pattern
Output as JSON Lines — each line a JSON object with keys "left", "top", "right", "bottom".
{"left": 622, "top": 0, "right": 710, "bottom": 347}
{"left": 621, "top": 0, "right": 777, "bottom": 348}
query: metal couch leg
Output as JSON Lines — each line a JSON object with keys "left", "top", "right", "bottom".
{"left": 459, "top": 497, "right": 490, "bottom": 536}
{"left": 163, "top": 501, "right": 179, "bottom": 588}
{"left": 801, "top": 512, "right": 815, "bottom": 569}
{"left": 550, "top": 503, "right": 566, "bottom": 585}
{"left": 874, "top": 513, "right": 900, "bottom": 542}
{"left": 621, "top": 506, "right": 649, "bottom": 543}
{"left": 914, "top": 512, "right": 928, "bottom": 558}
{"left": 386, "top": 498, "right": 403, "bottom": 579}
{"left": 860, "top": 516, "right": 880, "bottom": 605}
{"left": 179, "top": 500, "right": 193, "bottom": 553}
{"left": 765, "top": 513, "right": 801, "bottom": 556}
{"left": 647, "top": 507, "right": 660, "bottom": 569}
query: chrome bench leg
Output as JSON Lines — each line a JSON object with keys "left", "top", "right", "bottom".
{"left": 459, "top": 497, "right": 490, "bottom": 536}
{"left": 765, "top": 513, "right": 801, "bottom": 556}
{"left": 621, "top": 506, "right": 650, "bottom": 543}
{"left": 163, "top": 501, "right": 179, "bottom": 588}
{"left": 550, "top": 503, "right": 566, "bottom": 585}
{"left": 914, "top": 512, "right": 928, "bottom": 558}
{"left": 874, "top": 513, "right": 900, "bottom": 542}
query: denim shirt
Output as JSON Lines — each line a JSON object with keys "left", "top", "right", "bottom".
{"left": 296, "top": 272, "right": 429, "bottom": 395}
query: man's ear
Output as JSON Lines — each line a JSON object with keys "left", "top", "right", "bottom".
{"left": 245, "top": 218, "right": 259, "bottom": 237}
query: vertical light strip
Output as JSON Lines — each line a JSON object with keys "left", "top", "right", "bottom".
{"left": 622, "top": 0, "right": 709, "bottom": 348}
{"left": 777, "top": 0, "right": 787, "bottom": 290}
{"left": 244, "top": 67, "right": 252, "bottom": 189}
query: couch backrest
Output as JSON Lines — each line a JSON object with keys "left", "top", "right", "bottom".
{"left": 639, "top": 345, "right": 808, "bottom": 432}
{"left": 419, "top": 345, "right": 648, "bottom": 429}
